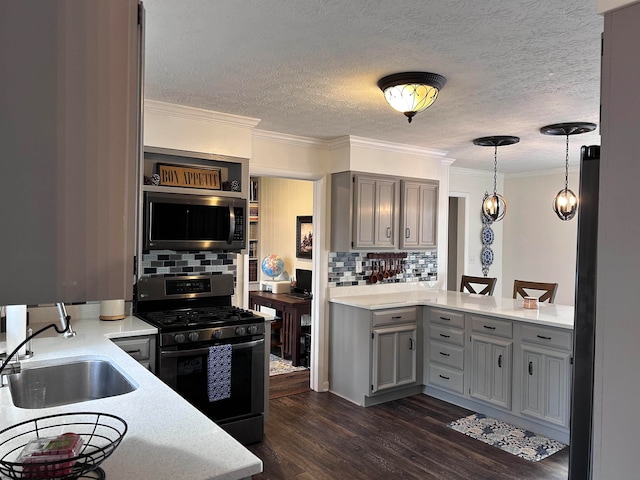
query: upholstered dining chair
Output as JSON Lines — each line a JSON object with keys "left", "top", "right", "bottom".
{"left": 460, "top": 275, "right": 497, "bottom": 295}
{"left": 513, "top": 280, "right": 558, "bottom": 303}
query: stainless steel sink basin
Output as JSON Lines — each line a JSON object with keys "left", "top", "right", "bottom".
{"left": 8, "top": 358, "right": 137, "bottom": 409}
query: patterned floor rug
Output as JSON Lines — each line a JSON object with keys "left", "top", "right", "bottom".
{"left": 448, "top": 413, "right": 567, "bottom": 462}
{"left": 269, "top": 354, "right": 308, "bottom": 376}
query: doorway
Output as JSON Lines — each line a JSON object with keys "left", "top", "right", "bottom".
{"left": 246, "top": 175, "right": 317, "bottom": 388}
{"left": 447, "top": 193, "right": 469, "bottom": 291}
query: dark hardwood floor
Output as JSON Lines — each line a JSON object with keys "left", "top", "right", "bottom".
{"left": 250, "top": 372, "right": 568, "bottom": 480}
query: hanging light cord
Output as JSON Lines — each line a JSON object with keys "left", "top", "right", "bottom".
{"left": 493, "top": 144, "right": 498, "bottom": 195}
{"left": 564, "top": 134, "right": 570, "bottom": 192}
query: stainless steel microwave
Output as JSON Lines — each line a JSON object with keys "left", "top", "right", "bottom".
{"left": 143, "top": 192, "right": 246, "bottom": 252}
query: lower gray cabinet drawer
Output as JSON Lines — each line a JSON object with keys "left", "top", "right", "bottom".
{"left": 428, "top": 364, "right": 464, "bottom": 394}
{"left": 430, "top": 324, "right": 465, "bottom": 346}
{"left": 521, "top": 324, "right": 572, "bottom": 350}
{"left": 372, "top": 307, "right": 417, "bottom": 327}
{"left": 430, "top": 308, "right": 465, "bottom": 329}
{"left": 429, "top": 341, "right": 464, "bottom": 370}
{"left": 471, "top": 315, "right": 513, "bottom": 338}
{"left": 112, "top": 336, "right": 150, "bottom": 361}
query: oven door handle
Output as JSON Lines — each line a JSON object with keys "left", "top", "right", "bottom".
{"left": 160, "top": 339, "right": 264, "bottom": 358}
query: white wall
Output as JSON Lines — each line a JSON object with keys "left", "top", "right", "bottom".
{"left": 449, "top": 167, "right": 504, "bottom": 294}
{"left": 502, "top": 168, "right": 578, "bottom": 305}
{"left": 450, "top": 167, "right": 579, "bottom": 305}
{"left": 258, "top": 177, "right": 314, "bottom": 280}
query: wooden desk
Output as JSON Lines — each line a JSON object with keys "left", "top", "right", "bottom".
{"left": 249, "top": 291, "right": 311, "bottom": 367}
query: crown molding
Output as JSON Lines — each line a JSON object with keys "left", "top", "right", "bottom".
{"left": 450, "top": 166, "right": 502, "bottom": 179}
{"left": 506, "top": 165, "right": 579, "bottom": 179}
{"left": 347, "top": 135, "right": 450, "bottom": 159}
{"left": 144, "top": 99, "right": 261, "bottom": 128}
{"left": 252, "top": 129, "right": 330, "bottom": 148}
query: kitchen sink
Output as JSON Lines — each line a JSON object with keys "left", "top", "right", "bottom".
{"left": 8, "top": 358, "right": 137, "bottom": 409}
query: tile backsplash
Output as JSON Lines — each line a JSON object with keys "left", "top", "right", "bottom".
{"left": 140, "top": 250, "right": 435, "bottom": 288}
{"left": 328, "top": 251, "right": 437, "bottom": 287}
{"left": 141, "top": 250, "right": 237, "bottom": 277}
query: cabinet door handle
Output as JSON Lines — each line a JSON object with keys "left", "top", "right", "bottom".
{"left": 528, "top": 361, "right": 533, "bottom": 375}
{"left": 386, "top": 227, "right": 391, "bottom": 238}
{"left": 439, "top": 374, "right": 450, "bottom": 380}
{"left": 537, "top": 335, "right": 552, "bottom": 340}
{"left": 439, "top": 333, "right": 451, "bottom": 338}
{"left": 409, "top": 338, "right": 414, "bottom": 350}
{"left": 392, "top": 316, "right": 402, "bottom": 320}
{"left": 439, "top": 351, "right": 450, "bottom": 357}
{"left": 439, "top": 316, "right": 450, "bottom": 321}
{"left": 483, "top": 325, "right": 496, "bottom": 330}
{"left": 405, "top": 228, "right": 410, "bottom": 239}
{"left": 498, "top": 354, "right": 503, "bottom": 368}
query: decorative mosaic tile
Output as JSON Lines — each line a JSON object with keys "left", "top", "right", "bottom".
{"left": 328, "top": 251, "right": 437, "bottom": 287}
{"left": 141, "top": 250, "right": 238, "bottom": 278}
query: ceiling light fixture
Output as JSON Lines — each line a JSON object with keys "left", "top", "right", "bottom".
{"left": 540, "top": 122, "right": 597, "bottom": 221}
{"left": 377, "top": 72, "right": 446, "bottom": 123}
{"left": 473, "top": 136, "right": 520, "bottom": 223}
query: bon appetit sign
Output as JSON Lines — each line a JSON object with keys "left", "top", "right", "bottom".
{"left": 157, "top": 163, "right": 221, "bottom": 190}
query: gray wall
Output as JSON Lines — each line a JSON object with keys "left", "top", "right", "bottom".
{"left": 593, "top": 3, "right": 640, "bottom": 478}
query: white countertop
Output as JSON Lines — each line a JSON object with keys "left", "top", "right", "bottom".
{"left": 329, "top": 288, "right": 574, "bottom": 329}
{"left": 0, "top": 316, "right": 262, "bottom": 480}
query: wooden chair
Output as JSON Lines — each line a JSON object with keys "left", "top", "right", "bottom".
{"left": 513, "top": 280, "right": 558, "bottom": 303}
{"left": 460, "top": 275, "right": 497, "bottom": 295}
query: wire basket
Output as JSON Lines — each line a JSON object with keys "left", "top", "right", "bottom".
{"left": 0, "top": 412, "right": 127, "bottom": 480}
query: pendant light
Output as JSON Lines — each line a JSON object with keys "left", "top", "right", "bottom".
{"left": 473, "top": 136, "right": 520, "bottom": 222}
{"left": 377, "top": 72, "right": 446, "bottom": 123}
{"left": 540, "top": 122, "right": 597, "bottom": 221}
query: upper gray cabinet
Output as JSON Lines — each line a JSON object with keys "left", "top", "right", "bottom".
{"left": 0, "top": 0, "right": 142, "bottom": 305}
{"left": 353, "top": 175, "right": 399, "bottom": 249}
{"left": 330, "top": 172, "right": 438, "bottom": 252}
{"left": 400, "top": 180, "right": 438, "bottom": 249}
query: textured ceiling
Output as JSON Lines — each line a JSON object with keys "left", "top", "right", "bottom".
{"left": 143, "top": 0, "right": 603, "bottom": 173}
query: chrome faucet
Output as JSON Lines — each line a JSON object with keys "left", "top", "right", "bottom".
{"left": 56, "top": 302, "right": 76, "bottom": 338}
{"left": 1, "top": 302, "right": 76, "bottom": 386}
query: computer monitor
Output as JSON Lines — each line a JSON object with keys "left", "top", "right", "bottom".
{"left": 295, "top": 268, "right": 312, "bottom": 295}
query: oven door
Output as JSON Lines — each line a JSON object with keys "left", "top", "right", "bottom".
{"left": 157, "top": 335, "right": 265, "bottom": 424}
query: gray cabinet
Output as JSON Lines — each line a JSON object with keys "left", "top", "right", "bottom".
{"left": 111, "top": 335, "right": 156, "bottom": 373}
{"left": 519, "top": 325, "right": 572, "bottom": 428}
{"left": 354, "top": 175, "right": 398, "bottom": 249}
{"left": 329, "top": 303, "right": 421, "bottom": 406}
{"left": 400, "top": 180, "right": 438, "bottom": 249}
{"left": 426, "top": 308, "right": 465, "bottom": 394}
{"left": 1, "top": 0, "right": 142, "bottom": 305}
{"left": 470, "top": 335, "right": 512, "bottom": 410}
{"left": 469, "top": 315, "right": 513, "bottom": 410}
{"left": 330, "top": 172, "right": 438, "bottom": 252}
{"left": 372, "top": 324, "right": 417, "bottom": 393}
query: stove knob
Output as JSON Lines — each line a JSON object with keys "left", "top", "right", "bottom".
{"left": 247, "top": 325, "right": 258, "bottom": 335}
{"left": 174, "top": 333, "right": 186, "bottom": 344}
{"left": 211, "top": 330, "right": 222, "bottom": 340}
{"left": 235, "top": 326, "right": 246, "bottom": 336}
{"left": 188, "top": 332, "right": 200, "bottom": 342}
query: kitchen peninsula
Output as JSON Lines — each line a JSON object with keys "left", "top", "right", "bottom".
{"left": 0, "top": 316, "right": 262, "bottom": 480}
{"left": 328, "top": 286, "right": 574, "bottom": 444}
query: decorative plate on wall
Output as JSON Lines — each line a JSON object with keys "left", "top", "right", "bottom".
{"left": 481, "top": 225, "right": 494, "bottom": 245}
{"left": 481, "top": 246, "right": 494, "bottom": 267}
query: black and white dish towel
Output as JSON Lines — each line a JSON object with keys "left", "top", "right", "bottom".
{"left": 207, "top": 344, "right": 232, "bottom": 402}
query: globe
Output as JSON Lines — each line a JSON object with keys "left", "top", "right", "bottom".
{"left": 261, "top": 254, "right": 285, "bottom": 279}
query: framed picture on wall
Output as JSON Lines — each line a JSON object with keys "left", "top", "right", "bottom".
{"left": 296, "top": 215, "right": 313, "bottom": 259}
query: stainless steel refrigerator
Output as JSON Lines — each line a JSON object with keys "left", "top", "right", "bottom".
{"left": 569, "top": 145, "right": 600, "bottom": 480}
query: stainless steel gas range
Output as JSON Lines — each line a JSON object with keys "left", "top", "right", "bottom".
{"left": 134, "top": 274, "right": 265, "bottom": 445}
